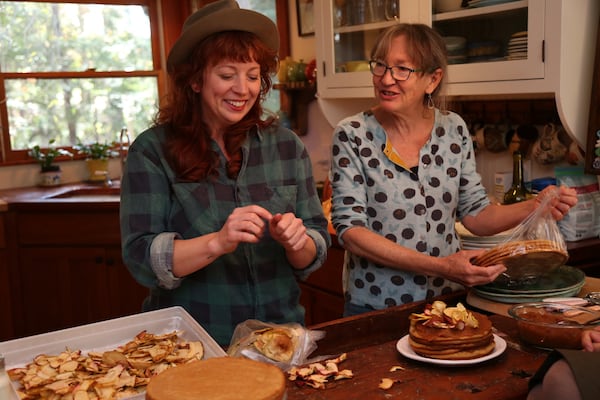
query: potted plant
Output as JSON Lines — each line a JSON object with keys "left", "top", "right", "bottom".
{"left": 74, "top": 141, "right": 120, "bottom": 182}
{"left": 28, "top": 139, "right": 73, "bottom": 186}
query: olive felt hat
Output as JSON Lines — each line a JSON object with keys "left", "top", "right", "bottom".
{"left": 167, "top": 0, "right": 279, "bottom": 71}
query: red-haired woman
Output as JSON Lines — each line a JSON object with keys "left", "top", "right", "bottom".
{"left": 120, "top": 0, "right": 330, "bottom": 346}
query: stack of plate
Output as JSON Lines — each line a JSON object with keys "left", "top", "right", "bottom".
{"left": 444, "top": 36, "right": 467, "bottom": 64}
{"left": 472, "top": 265, "right": 586, "bottom": 303}
{"left": 467, "top": 0, "right": 517, "bottom": 7}
{"left": 507, "top": 31, "right": 527, "bottom": 60}
{"left": 467, "top": 0, "right": 516, "bottom": 8}
{"left": 456, "top": 221, "right": 514, "bottom": 250}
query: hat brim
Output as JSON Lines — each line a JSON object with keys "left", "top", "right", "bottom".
{"left": 167, "top": 9, "right": 279, "bottom": 71}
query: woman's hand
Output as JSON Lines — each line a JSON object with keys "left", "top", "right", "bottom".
{"left": 214, "top": 205, "right": 273, "bottom": 254}
{"left": 269, "top": 212, "right": 309, "bottom": 252}
{"left": 442, "top": 249, "right": 507, "bottom": 287}
{"left": 581, "top": 326, "right": 600, "bottom": 352}
{"left": 536, "top": 185, "right": 578, "bottom": 221}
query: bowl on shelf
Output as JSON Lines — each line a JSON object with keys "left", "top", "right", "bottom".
{"left": 345, "top": 60, "right": 370, "bottom": 72}
{"left": 508, "top": 302, "right": 600, "bottom": 349}
{"left": 433, "top": 0, "right": 464, "bottom": 13}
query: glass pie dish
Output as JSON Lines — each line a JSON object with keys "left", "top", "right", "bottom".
{"left": 508, "top": 302, "right": 600, "bottom": 349}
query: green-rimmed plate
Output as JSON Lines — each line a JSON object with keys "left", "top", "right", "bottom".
{"left": 474, "top": 265, "right": 585, "bottom": 295}
{"left": 471, "top": 284, "right": 585, "bottom": 304}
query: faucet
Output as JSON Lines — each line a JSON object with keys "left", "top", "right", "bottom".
{"left": 119, "top": 127, "right": 130, "bottom": 180}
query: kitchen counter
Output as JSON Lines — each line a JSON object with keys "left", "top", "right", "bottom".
{"left": 1, "top": 181, "right": 598, "bottom": 253}
{"left": 287, "top": 291, "right": 547, "bottom": 400}
{"left": 0, "top": 181, "right": 120, "bottom": 210}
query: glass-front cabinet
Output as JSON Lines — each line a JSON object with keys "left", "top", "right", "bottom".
{"left": 432, "top": 0, "right": 542, "bottom": 88}
{"left": 315, "top": 0, "right": 544, "bottom": 97}
{"left": 315, "top": 0, "right": 599, "bottom": 148}
{"left": 315, "top": 0, "right": 431, "bottom": 98}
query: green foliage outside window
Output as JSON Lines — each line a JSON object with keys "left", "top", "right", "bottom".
{"left": 0, "top": 1, "right": 157, "bottom": 152}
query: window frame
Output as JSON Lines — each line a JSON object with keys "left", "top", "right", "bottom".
{"left": 0, "top": 0, "right": 165, "bottom": 165}
{"left": 0, "top": 0, "right": 289, "bottom": 166}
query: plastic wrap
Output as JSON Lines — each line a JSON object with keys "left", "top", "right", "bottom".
{"left": 473, "top": 188, "right": 568, "bottom": 282}
{"left": 227, "top": 319, "right": 325, "bottom": 371}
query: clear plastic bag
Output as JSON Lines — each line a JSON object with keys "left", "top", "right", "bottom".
{"left": 473, "top": 188, "right": 568, "bottom": 281}
{"left": 503, "top": 187, "right": 567, "bottom": 250}
{"left": 227, "top": 319, "right": 326, "bottom": 371}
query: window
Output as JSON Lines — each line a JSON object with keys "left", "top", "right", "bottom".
{"left": 0, "top": 0, "right": 161, "bottom": 163}
{"left": 236, "top": 0, "right": 280, "bottom": 114}
{"left": 1, "top": 0, "right": 289, "bottom": 165}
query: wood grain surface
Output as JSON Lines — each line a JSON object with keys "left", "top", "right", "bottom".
{"left": 286, "top": 292, "right": 548, "bottom": 400}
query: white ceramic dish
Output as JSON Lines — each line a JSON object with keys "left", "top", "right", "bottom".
{"left": 396, "top": 334, "right": 507, "bottom": 366}
{"left": 0, "top": 306, "right": 226, "bottom": 400}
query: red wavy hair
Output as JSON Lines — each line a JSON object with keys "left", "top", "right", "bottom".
{"left": 156, "top": 31, "right": 278, "bottom": 181}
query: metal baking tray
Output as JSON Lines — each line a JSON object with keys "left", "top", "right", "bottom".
{"left": 0, "top": 306, "right": 226, "bottom": 399}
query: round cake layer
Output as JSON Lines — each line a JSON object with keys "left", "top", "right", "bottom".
{"left": 146, "top": 357, "right": 286, "bottom": 400}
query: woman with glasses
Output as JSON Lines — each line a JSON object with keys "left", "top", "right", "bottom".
{"left": 329, "top": 23, "right": 577, "bottom": 316}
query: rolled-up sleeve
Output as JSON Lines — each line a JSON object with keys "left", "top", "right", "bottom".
{"left": 149, "top": 232, "right": 183, "bottom": 289}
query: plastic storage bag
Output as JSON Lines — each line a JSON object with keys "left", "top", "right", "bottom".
{"left": 227, "top": 319, "right": 326, "bottom": 371}
{"left": 473, "top": 188, "right": 568, "bottom": 281}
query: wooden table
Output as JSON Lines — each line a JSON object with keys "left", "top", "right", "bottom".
{"left": 286, "top": 291, "right": 548, "bottom": 400}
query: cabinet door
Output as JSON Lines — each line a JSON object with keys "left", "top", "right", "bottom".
{"left": 433, "top": 0, "right": 544, "bottom": 86}
{"left": 316, "top": 1, "right": 431, "bottom": 98}
{"left": 316, "top": 0, "right": 545, "bottom": 98}
{"left": 299, "top": 283, "right": 344, "bottom": 326}
{"left": 17, "top": 247, "right": 111, "bottom": 337}
{"left": 16, "top": 246, "right": 150, "bottom": 337}
{"left": 0, "top": 214, "right": 14, "bottom": 340}
{"left": 105, "top": 246, "right": 149, "bottom": 318}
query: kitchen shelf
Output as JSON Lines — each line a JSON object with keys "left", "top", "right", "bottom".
{"left": 274, "top": 83, "right": 316, "bottom": 136}
{"left": 432, "top": 0, "right": 528, "bottom": 22}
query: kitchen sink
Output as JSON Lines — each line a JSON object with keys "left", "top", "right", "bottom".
{"left": 44, "top": 184, "right": 121, "bottom": 200}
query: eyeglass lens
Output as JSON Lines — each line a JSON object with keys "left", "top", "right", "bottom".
{"left": 370, "top": 61, "right": 411, "bottom": 81}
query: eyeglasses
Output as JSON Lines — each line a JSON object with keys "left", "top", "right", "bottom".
{"left": 369, "top": 60, "right": 422, "bottom": 81}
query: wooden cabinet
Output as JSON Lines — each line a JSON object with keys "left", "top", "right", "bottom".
{"left": 0, "top": 212, "right": 15, "bottom": 341}
{"left": 566, "top": 238, "right": 600, "bottom": 278}
{"left": 300, "top": 236, "right": 345, "bottom": 326}
{"left": 7, "top": 206, "right": 148, "bottom": 339}
{"left": 15, "top": 246, "right": 146, "bottom": 337}
{"left": 314, "top": 0, "right": 599, "bottom": 148}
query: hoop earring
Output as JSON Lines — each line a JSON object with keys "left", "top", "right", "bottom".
{"left": 426, "top": 93, "right": 435, "bottom": 109}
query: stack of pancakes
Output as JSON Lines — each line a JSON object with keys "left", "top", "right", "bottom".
{"left": 408, "top": 308, "right": 495, "bottom": 360}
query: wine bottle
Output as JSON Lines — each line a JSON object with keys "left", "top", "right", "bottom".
{"left": 503, "top": 150, "right": 529, "bottom": 204}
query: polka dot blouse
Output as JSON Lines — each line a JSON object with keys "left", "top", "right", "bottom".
{"left": 330, "top": 108, "right": 490, "bottom": 310}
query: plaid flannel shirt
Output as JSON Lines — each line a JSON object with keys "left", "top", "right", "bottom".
{"left": 120, "top": 124, "right": 330, "bottom": 346}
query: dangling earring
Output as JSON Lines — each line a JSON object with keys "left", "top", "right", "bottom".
{"left": 426, "top": 93, "right": 435, "bottom": 109}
